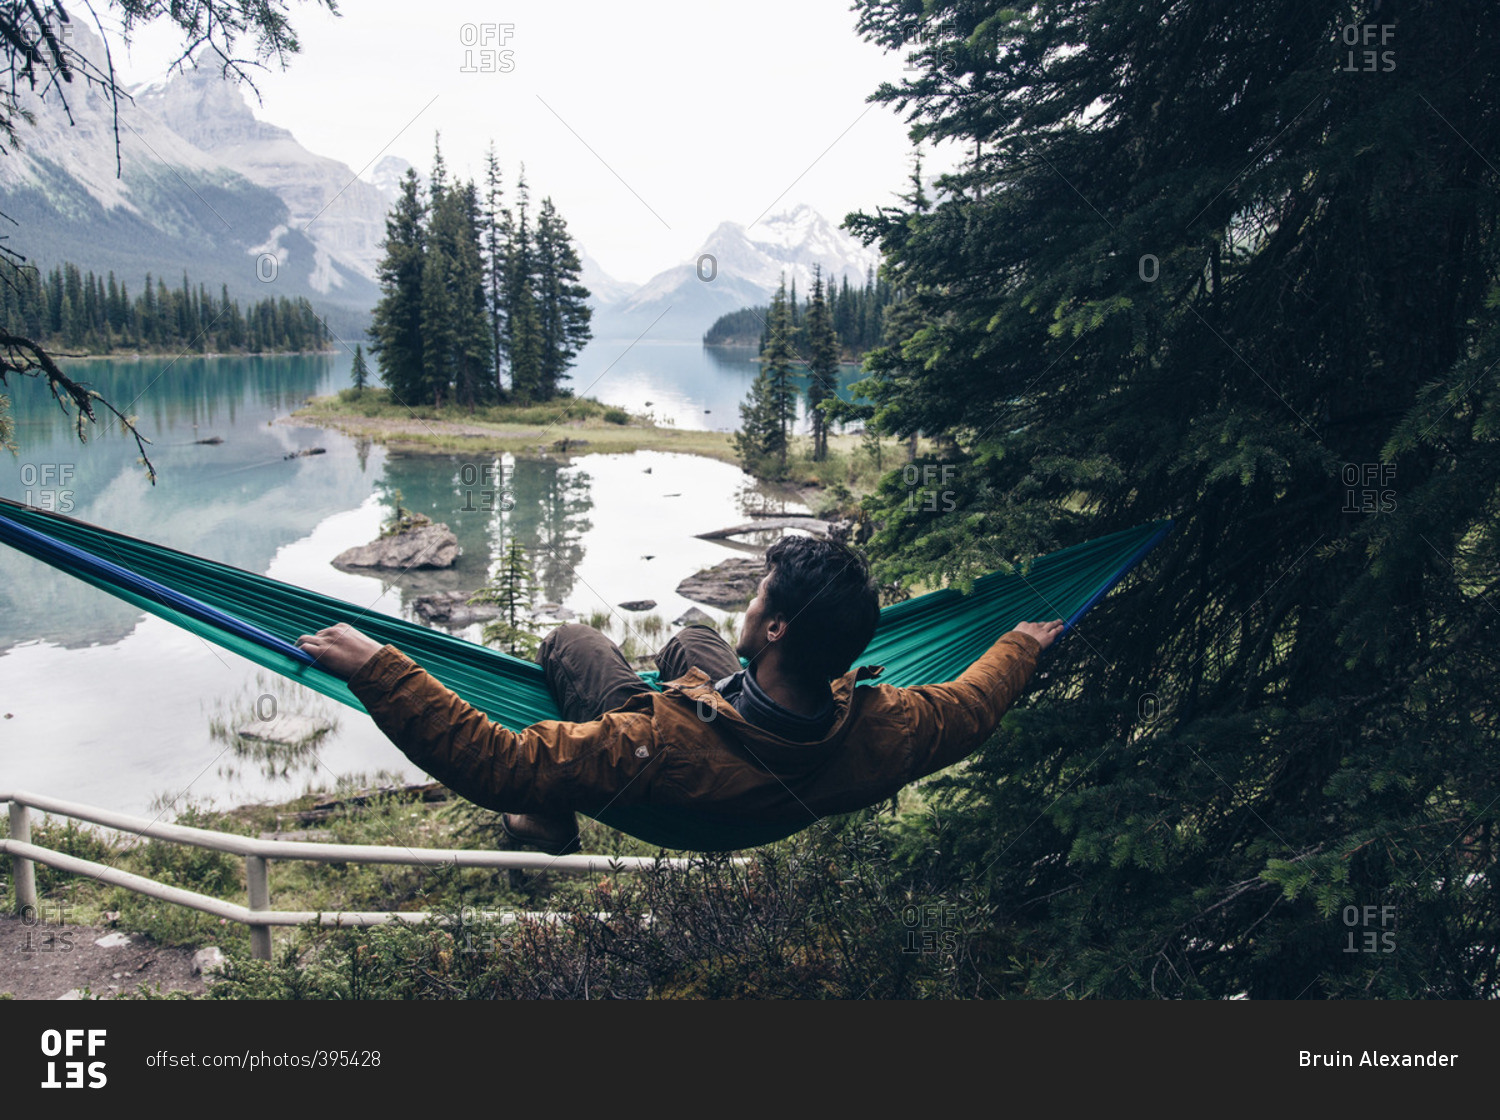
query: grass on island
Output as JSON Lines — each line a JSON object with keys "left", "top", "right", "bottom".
{"left": 295, "top": 389, "right": 925, "bottom": 515}
{"left": 295, "top": 389, "right": 742, "bottom": 464}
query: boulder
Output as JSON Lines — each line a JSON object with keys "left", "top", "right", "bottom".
{"left": 618, "top": 599, "right": 657, "bottom": 611}
{"left": 412, "top": 590, "right": 502, "bottom": 628}
{"left": 676, "top": 557, "right": 763, "bottom": 610}
{"left": 192, "top": 947, "right": 228, "bottom": 981}
{"left": 333, "top": 522, "right": 460, "bottom": 570}
{"left": 673, "top": 606, "right": 716, "bottom": 627}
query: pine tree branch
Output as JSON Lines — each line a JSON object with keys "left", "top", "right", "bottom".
{"left": 0, "top": 328, "right": 155, "bottom": 483}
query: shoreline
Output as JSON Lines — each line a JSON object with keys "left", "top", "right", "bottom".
{"left": 57, "top": 347, "right": 340, "bottom": 363}
{"left": 281, "top": 390, "right": 897, "bottom": 517}
{"left": 283, "top": 392, "right": 746, "bottom": 466}
{"left": 282, "top": 399, "right": 881, "bottom": 515}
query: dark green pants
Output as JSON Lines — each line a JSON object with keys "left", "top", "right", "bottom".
{"left": 539, "top": 622, "right": 740, "bottom": 722}
{"left": 523, "top": 622, "right": 739, "bottom": 844}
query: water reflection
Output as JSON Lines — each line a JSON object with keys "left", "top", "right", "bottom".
{"left": 515, "top": 460, "right": 593, "bottom": 605}
{"left": 204, "top": 673, "right": 341, "bottom": 786}
{"left": 354, "top": 453, "right": 598, "bottom": 610}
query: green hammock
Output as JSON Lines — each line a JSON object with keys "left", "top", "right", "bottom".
{"left": 0, "top": 497, "right": 1171, "bottom": 731}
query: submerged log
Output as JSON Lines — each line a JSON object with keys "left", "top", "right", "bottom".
{"left": 695, "top": 517, "right": 830, "bottom": 540}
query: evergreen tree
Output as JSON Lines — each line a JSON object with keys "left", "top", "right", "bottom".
{"left": 482, "top": 143, "right": 508, "bottom": 397}
{"left": 733, "top": 275, "right": 796, "bottom": 475}
{"left": 804, "top": 264, "right": 839, "bottom": 461}
{"left": 350, "top": 343, "right": 370, "bottom": 394}
{"left": 733, "top": 365, "right": 785, "bottom": 477}
{"left": 140, "top": 272, "right": 156, "bottom": 343}
{"left": 368, "top": 166, "right": 429, "bottom": 405}
{"left": 471, "top": 540, "right": 542, "bottom": 659}
{"left": 179, "top": 271, "right": 193, "bottom": 339}
{"left": 419, "top": 234, "right": 455, "bottom": 407}
{"left": 849, "top": 0, "right": 1500, "bottom": 998}
{"left": 449, "top": 180, "right": 495, "bottom": 408}
{"left": 503, "top": 168, "right": 543, "bottom": 400}
{"left": 533, "top": 196, "right": 593, "bottom": 399}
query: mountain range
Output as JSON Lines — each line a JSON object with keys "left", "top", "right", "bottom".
{"left": 596, "top": 204, "right": 881, "bottom": 341}
{"left": 0, "top": 17, "right": 882, "bottom": 346}
{"left": 0, "top": 19, "right": 381, "bottom": 338}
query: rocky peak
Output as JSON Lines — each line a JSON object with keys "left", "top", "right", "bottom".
{"left": 135, "top": 63, "right": 295, "bottom": 152}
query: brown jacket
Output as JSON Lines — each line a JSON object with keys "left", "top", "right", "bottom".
{"left": 347, "top": 630, "right": 1042, "bottom": 852}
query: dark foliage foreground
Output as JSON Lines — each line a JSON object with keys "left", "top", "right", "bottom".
{"left": 206, "top": 815, "right": 1021, "bottom": 1000}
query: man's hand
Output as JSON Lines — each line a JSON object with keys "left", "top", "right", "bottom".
{"left": 296, "top": 623, "right": 384, "bottom": 681}
{"left": 1013, "top": 619, "right": 1065, "bottom": 651}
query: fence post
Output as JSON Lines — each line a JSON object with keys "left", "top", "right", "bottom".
{"left": 9, "top": 801, "right": 37, "bottom": 916}
{"left": 246, "top": 854, "right": 271, "bottom": 961}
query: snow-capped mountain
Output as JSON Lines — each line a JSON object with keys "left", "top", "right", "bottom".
{"left": 601, "top": 204, "right": 881, "bottom": 340}
{"left": 0, "top": 18, "right": 377, "bottom": 329}
{"left": 365, "top": 156, "right": 416, "bottom": 205}
{"left": 732, "top": 203, "right": 881, "bottom": 291}
{"left": 577, "top": 248, "right": 638, "bottom": 308}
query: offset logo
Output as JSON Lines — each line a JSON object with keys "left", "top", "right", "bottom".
{"left": 459, "top": 22, "right": 516, "bottom": 73}
{"left": 40, "top": 1029, "right": 107, "bottom": 1089}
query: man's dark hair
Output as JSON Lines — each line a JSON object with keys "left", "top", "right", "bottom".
{"left": 762, "top": 535, "right": 880, "bottom": 680}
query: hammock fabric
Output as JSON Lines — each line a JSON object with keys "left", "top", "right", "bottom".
{"left": 0, "top": 497, "right": 1171, "bottom": 732}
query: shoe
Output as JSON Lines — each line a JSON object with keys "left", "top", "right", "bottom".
{"left": 500, "top": 812, "right": 582, "bottom": 857}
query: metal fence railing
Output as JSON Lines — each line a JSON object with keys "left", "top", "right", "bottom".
{"left": 4, "top": 789, "right": 702, "bottom": 960}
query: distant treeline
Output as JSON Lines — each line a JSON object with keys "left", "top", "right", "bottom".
{"left": 702, "top": 267, "right": 897, "bottom": 356}
{"left": 0, "top": 262, "right": 331, "bottom": 355}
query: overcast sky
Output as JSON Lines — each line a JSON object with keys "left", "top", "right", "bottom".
{"left": 103, "top": 0, "right": 955, "bottom": 284}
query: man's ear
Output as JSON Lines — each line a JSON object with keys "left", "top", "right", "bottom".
{"left": 766, "top": 614, "right": 790, "bottom": 642}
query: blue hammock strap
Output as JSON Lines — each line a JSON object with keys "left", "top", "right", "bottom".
{"left": 1062, "top": 520, "right": 1175, "bottom": 632}
{"left": 0, "top": 507, "right": 317, "bottom": 666}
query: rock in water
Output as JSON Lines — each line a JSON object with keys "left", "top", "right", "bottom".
{"left": 412, "top": 590, "right": 502, "bottom": 628}
{"left": 618, "top": 599, "right": 657, "bottom": 611}
{"left": 673, "top": 606, "right": 715, "bottom": 627}
{"left": 676, "top": 558, "right": 764, "bottom": 610}
{"left": 333, "top": 523, "right": 461, "bottom": 570}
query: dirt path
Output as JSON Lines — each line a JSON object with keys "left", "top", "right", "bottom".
{"left": 0, "top": 913, "right": 213, "bottom": 1000}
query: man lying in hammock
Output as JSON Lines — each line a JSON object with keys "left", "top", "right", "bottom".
{"left": 296, "top": 536, "right": 1062, "bottom": 855}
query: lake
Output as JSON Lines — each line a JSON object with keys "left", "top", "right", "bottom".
{"left": 0, "top": 341, "right": 861, "bottom": 815}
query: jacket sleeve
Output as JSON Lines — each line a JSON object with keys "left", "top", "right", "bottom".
{"left": 346, "top": 645, "right": 661, "bottom": 815}
{"left": 898, "top": 630, "right": 1041, "bottom": 781}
